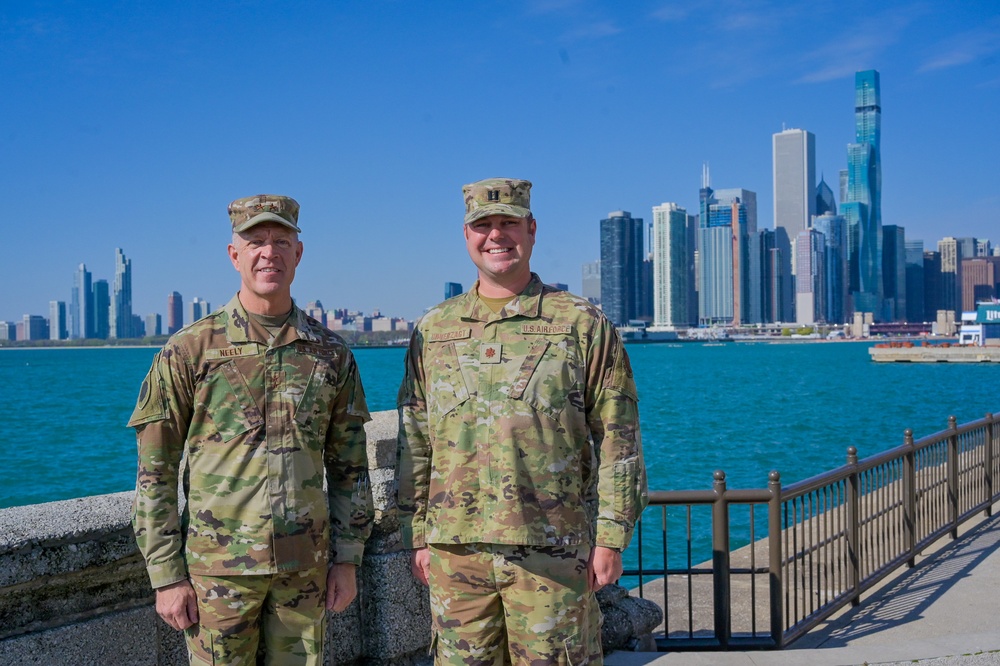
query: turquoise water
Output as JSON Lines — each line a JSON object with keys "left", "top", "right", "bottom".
{"left": 2, "top": 343, "right": 998, "bottom": 512}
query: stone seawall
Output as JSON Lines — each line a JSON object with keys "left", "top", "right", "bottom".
{"left": 0, "top": 410, "right": 660, "bottom": 665}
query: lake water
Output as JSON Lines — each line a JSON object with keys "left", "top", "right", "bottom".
{"left": 2, "top": 342, "right": 997, "bottom": 515}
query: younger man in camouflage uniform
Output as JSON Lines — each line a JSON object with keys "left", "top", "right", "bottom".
{"left": 129, "top": 195, "right": 372, "bottom": 665}
{"left": 395, "top": 178, "right": 647, "bottom": 664}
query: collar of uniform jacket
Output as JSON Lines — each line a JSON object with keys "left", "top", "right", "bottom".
{"left": 220, "top": 293, "right": 324, "bottom": 347}
{"left": 464, "top": 273, "right": 544, "bottom": 323}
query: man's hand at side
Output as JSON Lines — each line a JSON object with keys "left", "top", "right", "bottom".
{"left": 411, "top": 547, "right": 430, "bottom": 586}
{"left": 325, "top": 563, "right": 358, "bottom": 612}
{"left": 155, "top": 580, "right": 199, "bottom": 631}
{"left": 588, "top": 545, "right": 623, "bottom": 592}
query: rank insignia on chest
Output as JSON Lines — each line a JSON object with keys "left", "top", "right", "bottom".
{"left": 480, "top": 343, "right": 502, "bottom": 364}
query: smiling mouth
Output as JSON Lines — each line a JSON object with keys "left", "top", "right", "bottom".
{"left": 487, "top": 248, "right": 511, "bottom": 254}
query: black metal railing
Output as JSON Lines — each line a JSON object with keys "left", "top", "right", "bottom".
{"left": 622, "top": 412, "right": 1000, "bottom": 651}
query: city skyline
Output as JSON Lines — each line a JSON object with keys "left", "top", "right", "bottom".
{"left": 3, "top": 2, "right": 998, "bottom": 322}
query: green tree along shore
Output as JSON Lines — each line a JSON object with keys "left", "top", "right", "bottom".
{"left": 0, "top": 329, "right": 410, "bottom": 349}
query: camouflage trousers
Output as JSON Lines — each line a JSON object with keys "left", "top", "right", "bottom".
{"left": 427, "top": 543, "right": 603, "bottom": 665}
{"left": 184, "top": 568, "right": 327, "bottom": 666}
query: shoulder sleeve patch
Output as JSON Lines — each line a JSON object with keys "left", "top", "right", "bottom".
{"left": 602, "top": 344, "right": 638, "bottom": 402}
{"left": 128, "top": 353, "right": 169, "bottom": 427}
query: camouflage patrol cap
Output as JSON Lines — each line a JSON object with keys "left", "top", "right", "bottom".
{"left": 462, "top": 178, "right": 532, "bottom": 225}
{"left": 228, "top": 194, "right": 302, "bottom": 233}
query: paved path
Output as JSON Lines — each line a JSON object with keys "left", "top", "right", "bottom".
{"left": 607, "top": 512, "right": 1000, "bottom": 666}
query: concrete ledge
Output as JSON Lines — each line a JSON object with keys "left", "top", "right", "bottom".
{"left": 0, "top": 408, "right": 656, "bottom": 664}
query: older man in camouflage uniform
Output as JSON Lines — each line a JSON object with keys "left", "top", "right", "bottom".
{"left": 395, "top": 178, "right": 647, "bottom": 664}
{"left": 129, "top": 194, "right": 372, "bottom": 665}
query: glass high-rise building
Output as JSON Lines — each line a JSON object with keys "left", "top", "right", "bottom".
{"left": 882, "top": 226, "right": 906, "bottom": 322}
{"left": 71, "top": 263, "right": 93, "bottom": 340}
{"left": 698, "top": 189, "right": 753, "bottom": 326}
{"left": 49, "top": 300, "right": 67, "bottom": 341}
{"left": 904, "top": 240, "right": 925, "bottom": 322}
{"left": 844, "top": 70, "right": 883, "bottom": 319}
{"left": 652, "top": 202, "right": 694, "bottom": 327}
{"left": 167, "top": 291, "right": 183, "bottom": 334}
{"left": 93, "top": 279, "right": 110, "bottom": 340}
{"left": 444, "top": 282, "right": 463, "bottom": 300}
{"left": 923, "top": 251, "right": 943, "bottom": 321}
{"left": 110, "top": 248, "right": 133, "bottom": 339}
{"left": 747, "top": 229, "right": 780, "bottom": 324}
{"left": 190, "top": 297, "right": 211, "bottom": 323}
{"left": 813, "top": 214, "right": 848, "bottom": 324}
{"left": 599, "top": 211, "right": 644, "bottom": 326}
{"left": 816, "top": 176, "right": 837, "bottom": 216}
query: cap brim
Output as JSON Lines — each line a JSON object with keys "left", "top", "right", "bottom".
{"left": 464, "top": 204, "right": 533, "bottom": 225}
{"left": 233, "top": 212, "right": 302, "bottom": 233}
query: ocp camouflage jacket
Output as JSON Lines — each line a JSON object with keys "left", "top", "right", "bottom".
{"left": 129, "top": 294, "right": 372, "bottom": 589}
{"left": 396, "top": 274, "right": 647, "bottom": 551}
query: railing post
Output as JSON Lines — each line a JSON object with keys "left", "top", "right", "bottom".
{"left": 903, "top": 429, "right": 916, "bottom": 567}
{"left": 767, "top": 470, "right": 783, "bottom": 648}
{"left": 986, "top": 413, "right": 995, "bottom": 518}
{"left": 846, "top": 446, "right": 861, "bottom": 606}
{"left": 948, "top": 415, "right": 959, "bottom": 539}
{"left": 711, "top": 470, "right": 731, "bottom": 647}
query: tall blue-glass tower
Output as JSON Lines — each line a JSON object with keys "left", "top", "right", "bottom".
{"left": 845, "top": 69, "right": 883, "bottom": 319}
{"left": 600, "top": 211, "right": 644, "bottom": 326}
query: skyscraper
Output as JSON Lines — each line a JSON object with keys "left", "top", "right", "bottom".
{"left": 923, "top": 251, "right": 943, "bottom": 321}
{"left": 882, "top": 226, "right": 906, "bottom": 322}
{"left": 49, "top": 300, "right": 67, "bottom": 341}
{"left": 699, "top": 185, "right": 754, "bottom": 326}
{"left": 904, "top": 240, "right": 925, "bottom": 322}
{"left": 773, "top": 128, "right": 816, "bottom": 240}
{"left": 652, "top": 202, "right": 694, "bottom": 327}
{"left": 599, "top": 211, "right": 644, "bottom": 326}
{"left": 110, "top": 248, "right": 133, "bottom": 339}
{"left": 190, "top": 297, "right": 211, "bottom": 323}
{"left": 444, "top": 282, "right": 463, "bottom": 299}
{"left": 795, "top": 228, "right": 826, "bottom": 325}
{"left": 167, "top": 291, "right": 183, "bottom": 334}
{"left": 813, "top": 214, "right": 848, "bottom": 324}
{"left": 581, "top": 261, "right": 601, "bottom": 305}
{"left": 145, "top": 313, "right": 162, "bottom": 337}
{"left": 21, "top": 315, "right": 49, "bottom": 341}
{"left": 938, "top": 237, "right": 962, "bottom": 315}
{"left": 961, "top": 257, "right": 1000, "bottom": 311}
{"left": 844, "top": 70, "right": 883, "bottom": 318}
{"left": 93, "top": 279, "right": 110, "bottom": 340}
{"left": 747, "top": 229, "right": 779, "bottom": 325}
{"left": 71, "top": 263, "right": 93, "bottom": 340}
{"left": 815, "top": 176, "right": 837, "bottom": 216}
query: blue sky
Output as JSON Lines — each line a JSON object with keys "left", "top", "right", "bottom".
{"left": 3, "top": 1, "right": 998, "bottom": 323}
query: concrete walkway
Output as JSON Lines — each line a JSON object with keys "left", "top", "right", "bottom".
{"left": 607, "top": 511, "right": 1000, "bottom": 666}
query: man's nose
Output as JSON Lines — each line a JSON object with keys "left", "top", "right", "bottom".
{"left": 488, "top": 227, "right": 505, "bottom": 241}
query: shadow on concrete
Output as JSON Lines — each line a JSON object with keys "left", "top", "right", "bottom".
{"left": 791, "top": 512, "right": 1000, "bottom": 650}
